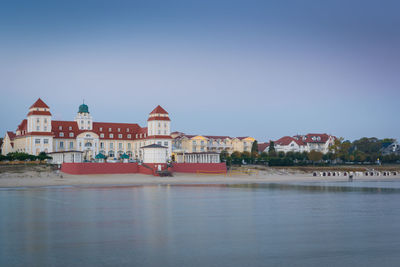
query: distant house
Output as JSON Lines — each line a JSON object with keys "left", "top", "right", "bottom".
{"left": 257, "top": 142, "right": 270, "bottom": 153}
{"left": 381, "top": 142, "right": 400, "bottom": 155}
{"left": 261, "top": 133, "right": 336, "bottom": 154}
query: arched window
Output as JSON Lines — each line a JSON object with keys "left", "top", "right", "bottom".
{"left": 85, "top": 142, "right": 92, "bottom": 147}
{"left": 108, "top": 150, "right": 115, "bottom": 158}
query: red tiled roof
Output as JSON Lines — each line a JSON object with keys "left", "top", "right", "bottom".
{"left": 7, "top": 131, "right": 16, "bottom": 140}
{"left": 150, "top": 105, "right": 168, "bottom": 115}
{"left": 303, "top": 133, "right": 330, "bottom": 143}
{"left": 30, "top": 98, "right": 49, "bottom": 109}
{"left": 27, "top": 110, "right": 52, "bottom": 116}
{"left": 147, "top": 116, "right": 171, "bottom": 121}
{"left": 52, "top": 121, "right": 80, "bottom": 139}
{"left": 52, "top": 121, "right": 148, "bottom": 140}
{"left": 17, "top": 119, "right": 27, "bottom": 132}
{"left": 275, "top": 136, "right": 298, "bottom": 146}
{"left": 258, "top": 143, "right": 270, "bottom": 152}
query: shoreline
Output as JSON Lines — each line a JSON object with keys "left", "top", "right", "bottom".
{"left": 1, "top": 171, "right": 400, "bottom": 188}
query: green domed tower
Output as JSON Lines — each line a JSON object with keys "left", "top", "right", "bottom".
{"left": 75, "top": 101, "right": 93, "bottom": 130}
{"left": 78, "top": 103, "right": 89, "bottom": 114}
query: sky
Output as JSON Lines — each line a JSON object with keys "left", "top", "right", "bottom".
{"left": 0, "top": 0, "right": 399, "bottom": 142}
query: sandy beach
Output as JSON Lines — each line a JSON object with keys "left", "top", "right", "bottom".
{"left": 1, "top": 170, "right": 400, "bottom": 188}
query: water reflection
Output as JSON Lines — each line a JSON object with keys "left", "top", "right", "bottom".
{"left": 1, "top": 182, "right": 400, "bottom": 266}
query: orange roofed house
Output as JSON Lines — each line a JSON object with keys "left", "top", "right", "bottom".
{"left": 1, "top": 98, "right": 172, "bottom": 161}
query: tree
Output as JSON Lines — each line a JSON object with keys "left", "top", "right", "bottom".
{"left": 268, "top": 141, "right": 276, "bottom": 157}
{"left": 37, "top": 152, "right": 52, "bottom": 162}
{"left": 241, "top": 151, "right": 251, "bottom": 164}
{"left": 231, "top": 151, "right": 242, "bottom": 164}
{"left": 251, "top": 141, "right": 258, "bottom": 154}
{"left": 308, "top": 150, "right": 323, "bottom": 164}
{"left": 220, "top": 150, "right": 229, "bottom": 162}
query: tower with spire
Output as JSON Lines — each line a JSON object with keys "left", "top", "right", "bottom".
{"left": 27, "top": 98, "right": 52, "bottom": 133}
{"left": 75, "top": 101, "right": 93, "bottom": 130}
{"left": 147, "top": 105, "right": 172, "bottom": 158}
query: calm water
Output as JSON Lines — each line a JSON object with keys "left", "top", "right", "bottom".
{"left": 1, "top": 181, "right": 400, "bottom": 267}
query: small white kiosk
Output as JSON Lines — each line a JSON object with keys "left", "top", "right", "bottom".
{"left": 141, "top": 144, "right": 168, "bottom": 164}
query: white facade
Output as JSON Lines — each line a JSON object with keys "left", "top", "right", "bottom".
{"left": 141, "top": 144, "right": 168, "bottom": 163}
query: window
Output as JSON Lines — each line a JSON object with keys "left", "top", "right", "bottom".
{"left": 60, "top": 141, "right": 64, "bottom": 148}
{"left": 85, "top": 142, "right": 92, "bottom": 147}
{"left": 100, "top": 134, "right": 104, "bottom": 138}
{"left": 59, "top": 126, "right": 62, "bottom": 130}
{"left": 44, "top": 139, "right": 49, "bottom": 144}
{"left": 110, "top": 134, "right": 114, "bottom": 138}
{"left": 126, "top": 128, "right": 130, "bottom": 132}
{"left": 158, "top": 130, "right": 160, "bottom": 134}
{"left": 81, "top": 120, "right": 84, "bottom": 124}
{"left": 140, "top": 134, "right": 142, "bottom": 138}
{"left": 109, "top": 128, "right": 112, "bottom": 132}
{"left": 164, "top": 123, "right": 167, "bottom": 127}
{"left": 118, "top": 134, "right": 122, "bottom": 138}
{"left": 86, "top": 134, "right": 90, "bottom": 137}
{"left": 158, "top": 122, "right": 161, "bottom": 127}
{"left": 69, "top": 133, "right": 74, "bottom": 137}
{"left": 37, "top": 119, "right": 40, "bottom": 123}
{"left": 100, "top": 127, "right": 103, "bottom": 131}
{"left": 69, "top": 126, "right": 72, "bottom": 130}
{"left": 60, "top": 132, "right": 64, "bottom": 137}
{"left": 164, "top": 130, "right": 166, "bottom": 134}
{"left": 109, "top": 151, "right": 115, "bottom": 158}
{"left": 128, "top": 143, "right": 131, "bottom": 149}
{"left": 136, "top": 134, "right": 138, "bottom": 138}
{"left": 127, "top": 134, "right": 131, "bottom": 138}
{"left": 69, "top": 142, "right": 74, "bottom": 149}
{"left": 119, "top": 143, "right": 122, "bottom": 149}
{"left": 44, "top": 119, "right": 47, "bottom": 123}
{"left": 201, "top": 140, "right": 205, "bottom": 145}
{"left": 36, "top": 126, "right": 40, "bottom": 131}
{"left": 35, "top": 139, "right": 40, "bottom": 144}
{"left": 100, "top": 142, "right": 104, "bottom": 149}
{"left": 192, "top": 141, "right": 196, "bottom": 145}
{"left": 164, "top": 141, "right": 168, "bottom": 147}
{"left": 118, "top": 128, "right": 120, "bottom": 132}
{"left": 44, "top": 126, "right": 47, "bottom": 131}
{"left": 157, "top": 141, "right": 162, "bottom": 145}
{"left": 79, "top": 142, "right": 82, "bottom": 147}
{"left": 110, "top": 143, "right": 114, "bottom": 149}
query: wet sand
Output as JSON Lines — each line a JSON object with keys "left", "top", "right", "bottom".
{"left": 1, "top": 171, "right": 399, "bottom": 188}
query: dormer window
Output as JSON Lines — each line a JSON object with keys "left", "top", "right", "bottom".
{"left": 140, "top": 134, "right": 142, "bottom": 138}
{"left": 136, "top": 134, "right": 138, "bottom": 138}
{"left": 69, "top": 126, "right": 72, "bottom": 130}
{"left": 59, "top": 126, "right": 62, "bottom": 130}
{"left": 100, "top": 134, "right": 104, "bottom": 138}
{"left": 118, "top": 134, "right": 122, "bottom": 138}
{"left": 118, "top": 128, "right": 120, "bottom": 132}
{"left": 60, "top": 132, "right": 64, "bottom": 137}
{"left": 100, "top": 127, "right": 103, "bottom": 131}
{"left": 109, "top": 128, "right": 112, "bottom": 132}
{"left": 69, "top": 133, "right": 74, "bottom": 137}
{"left": 127, "top": 128, "right": 130, "bottom": 132}
{"left": 36, "top": 108, "right": 39, "bottom": 111}
{"left": 128, "top": 134, "right": 131, "bottom": 138}
{"left": 109, "top": 134, "right": 114, "bottom": 138}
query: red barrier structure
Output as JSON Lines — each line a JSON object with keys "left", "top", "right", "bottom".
{"left": 61, "top": 163, "right": 139, "bottom": 175}
{"left": 61, "top": 162, "right": 225, "bottom": 175}
{"left": 172, "top": 163, "right": 227, "bottom": 174}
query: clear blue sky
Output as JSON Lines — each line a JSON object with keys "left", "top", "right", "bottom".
{"left": 1, "top": 0, "right": 399, "bottom": 142}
